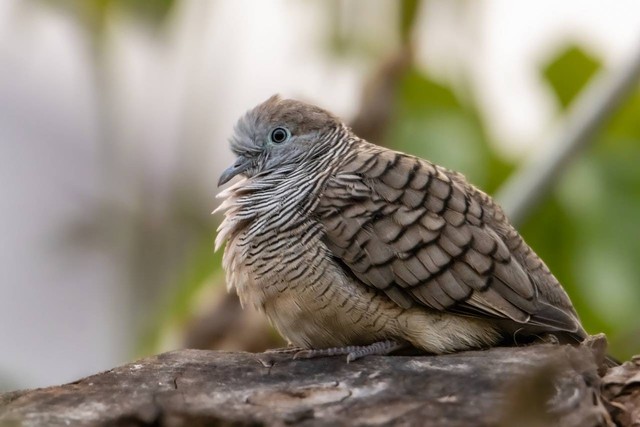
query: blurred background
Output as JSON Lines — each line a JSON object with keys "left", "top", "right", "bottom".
{"left": 1, "top": 0, "right": 640, "bottom": 392}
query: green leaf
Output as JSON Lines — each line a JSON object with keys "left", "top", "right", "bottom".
{"left": 542, "top": 45, "right": 602, "bottom": 109}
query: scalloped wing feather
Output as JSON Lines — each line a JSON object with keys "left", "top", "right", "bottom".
{"left": 317, "top": 143, "right": 584, "bottom": 336}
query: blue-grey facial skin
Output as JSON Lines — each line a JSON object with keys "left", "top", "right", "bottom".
{"left": 217, "top": 95, "right": 341, "bottom": 186}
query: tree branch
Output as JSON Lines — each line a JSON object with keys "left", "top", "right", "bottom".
{"left": 2, "top": 342, "right": 637, "bottom": 427}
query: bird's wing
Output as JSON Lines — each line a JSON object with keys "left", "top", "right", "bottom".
{"left": 317, "top": 145, "right": 583, "bottom": 335}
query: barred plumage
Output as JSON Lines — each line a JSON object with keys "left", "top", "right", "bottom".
{"left": 215, "top": 95, "right": 587, "bottom": 357}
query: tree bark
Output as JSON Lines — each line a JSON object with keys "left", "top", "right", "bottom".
{"left": 1, "top": 342, "right": 637, "bottom": 426}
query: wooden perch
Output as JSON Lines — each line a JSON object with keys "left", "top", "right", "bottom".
{"left": 1, "top": 342, "right": 638, "bottom": 426}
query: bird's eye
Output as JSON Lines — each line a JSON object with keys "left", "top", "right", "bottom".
{"left": 269, "top": 127, "right": 290, "bottom": 144}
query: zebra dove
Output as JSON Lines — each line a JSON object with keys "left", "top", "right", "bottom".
{"left": 214, "top": 95, "right": 587, "bottom": 361}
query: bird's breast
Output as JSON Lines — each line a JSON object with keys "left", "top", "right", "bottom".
{"left": 223, "top": 219, "right": 402, "bottom": 348}
{"left": 224, "top": 218, "right": 327, "bottom": 310}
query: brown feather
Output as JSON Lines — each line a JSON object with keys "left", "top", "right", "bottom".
{"left": 316, "top": 142, "right": 585, "bottom": 338}
{"left": 218, "top": 98, "right": 587, "bottom": 355}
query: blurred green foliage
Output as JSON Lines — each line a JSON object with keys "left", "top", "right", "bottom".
{"left": 384, "top": 44, "right": 640, "bottom": 359}
{"left": 399, "top": 0, "right": 421, "bottom": 43}
{"left": 139, "top": 241, "right": 223, "bottom": 354}
{"left": 41, "top": 0, "right": 175, "bottom": 34}
{"left": 527, "top": 45, "right": 640, "bottom": 358}
{"left": 389, "top": 67, "right": 513, "bottom": 191}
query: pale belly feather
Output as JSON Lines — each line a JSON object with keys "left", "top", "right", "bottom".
{"left": 227, "top": 227, "right": 501, "bottom": 353}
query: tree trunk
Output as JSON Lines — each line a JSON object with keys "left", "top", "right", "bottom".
{"left": 1, "top": 340, "right": 638, "bottom": 426}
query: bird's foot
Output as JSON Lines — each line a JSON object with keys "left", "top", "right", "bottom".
{"left": 256, "top": 345, "right": 306, "bottom": 367}
{"left": 293, "top": 340, "right": 406, "bottom": 363}
{"left": 265, "top": 345, "right": 305, "bottom": 355}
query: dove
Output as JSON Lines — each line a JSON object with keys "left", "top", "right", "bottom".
{"left": 214, "top": 95, "right": 587, "bottom": 362}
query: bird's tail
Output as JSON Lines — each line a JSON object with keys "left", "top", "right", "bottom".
{"left": 567, "top": 332, "right": 620, "bottom": 368}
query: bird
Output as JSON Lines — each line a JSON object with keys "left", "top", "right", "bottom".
{"left": 214, "top": 95, "right": 589, "bottom": 362}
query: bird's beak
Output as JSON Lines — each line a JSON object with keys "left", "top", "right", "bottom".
{"left": 218, "top": 156, "right": 251, "bottom": 186}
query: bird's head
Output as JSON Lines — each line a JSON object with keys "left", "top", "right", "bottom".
{"left": 218, "top": 95, "right": 344, "bottom": 186}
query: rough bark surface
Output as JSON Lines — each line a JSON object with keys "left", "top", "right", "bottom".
{"left": 0, "top": 344, "right": 638, "bottom": 427}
